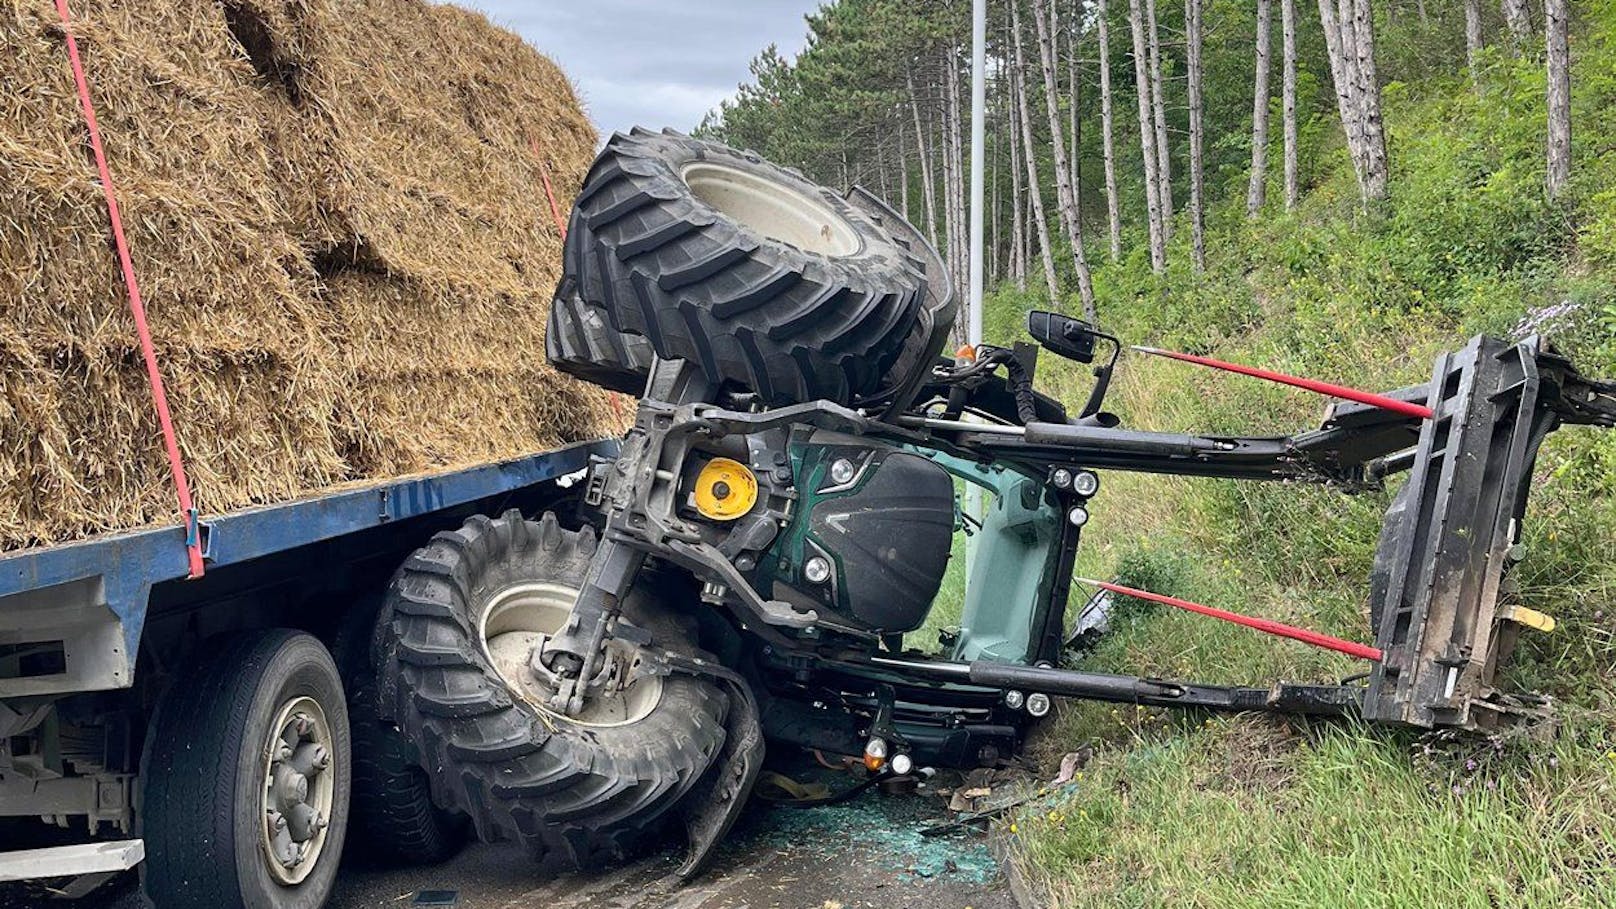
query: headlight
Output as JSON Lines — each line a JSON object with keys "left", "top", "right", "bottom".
{"left": 1072, "top": 470, "right": 1100, "bottom": 497}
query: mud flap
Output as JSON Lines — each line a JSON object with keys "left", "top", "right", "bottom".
{"left": 671, "top": 659, "right": 765, "bottom": 881}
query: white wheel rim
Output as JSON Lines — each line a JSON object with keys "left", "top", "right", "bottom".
{"left": 682, "top": 161, "right": 861, "bottom": 256}
{"left": 479, "top": 582, "right": 664, "bottom": 728}
{"left": 259, "top": 696, "right": 334, "bottom": 885}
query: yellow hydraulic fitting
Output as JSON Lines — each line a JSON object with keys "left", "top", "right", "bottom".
{"left": 693, "top": 457, "right": 758, "bottom": 521}
{"left": 1502, "top": 604, "right": 1556, "bottom": 633}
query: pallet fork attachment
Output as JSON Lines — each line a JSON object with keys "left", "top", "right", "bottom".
{"left": 1363, "top": 337, "right": 1616, "bottom": 729}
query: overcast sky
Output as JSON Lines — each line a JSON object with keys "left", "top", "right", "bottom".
{"left": 456, "top": 2, "right": 818, "bottom": 137}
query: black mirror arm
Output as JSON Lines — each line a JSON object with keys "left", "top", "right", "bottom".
{"left": 1078, "top": 329, "right": 1121, "bottom": 419}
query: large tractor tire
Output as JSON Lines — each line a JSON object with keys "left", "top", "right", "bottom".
{"left": 549, "top": 128, "right": 935, "bottom": 406}
{"left": 375, "top": 511, "right": 728, "bottom": 870}
{"left": 546, "top": 287, "right": 655, "bottom": 397}
{"left": 141, "top": 630, "right": 351, "bottom": 909}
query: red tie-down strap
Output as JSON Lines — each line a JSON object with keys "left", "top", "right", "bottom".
{"left": 55, "top": 0, "right": 205, "bottom": 577}
{"left": 532, "top": 140, "right": 630, "bottom": 421}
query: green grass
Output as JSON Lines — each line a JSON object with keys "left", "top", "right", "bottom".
{"left": 1004, "top": 8, "right": 1616, "bottom": 905}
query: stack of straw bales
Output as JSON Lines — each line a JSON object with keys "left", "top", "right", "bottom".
{"left": 1, "top": 0, "right": 617, "bottom": 550}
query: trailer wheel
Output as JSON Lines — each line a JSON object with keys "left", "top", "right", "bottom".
{"left": 549, "top": 128, "right": 935, "bottom": 406}
{"left": 141, "top": 630, "right": 351, "bottom": 909}
{"left": 331, "top": 600, "right": 470, "bottom": 866}
{"left": 376, "top": 510, "right": 728, "bottom": 870}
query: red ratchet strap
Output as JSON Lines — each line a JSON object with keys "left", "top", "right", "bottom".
{"left": 55, "top": 0, "right": 205, "bottom": 577}
{"left": 531, "top": 140, "right": 628, "bottom": 420}
{"left": 1075, "top": 577, "right": 1384, "bottom": 661}
{"left": 531, "top": 140, "right": 568, "bottom": 241}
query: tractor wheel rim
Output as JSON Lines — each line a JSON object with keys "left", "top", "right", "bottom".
{"left": 479, "top": 581, "right": 664, "bottom": 728}
{"left": 681, "top": 161, "right": 861, "bottom": 257}
{"left": 260, "top": 695, "right": 334, "bottom": 885}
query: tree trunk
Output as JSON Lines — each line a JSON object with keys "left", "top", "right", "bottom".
{"left": 1009, "top": 33, "right": 1028, "bottom": 291}
{"left": 946, "top": 48, "right": 969, "bottom": 308}
{"left": 989, "top": 96, "right": 999, "bottom": 286}
{"left": 1282, "top": 0, "right": 1299, "bottom": 210}
{"left": 1465, "top": 0, "right": 1484, "bottom": 81}
{"left": 939, "top": 71, "right": 957, "bottom": 294}
{"left": 1030, "top": 0, "right": 1096, "bottom": 316}
{"left": 875, "top": 132, "right": 890, "bottom": 202}
{"left": 898, "top": 116, "right": 911, "bottom": 230}
{"left": 1318, "top": 0, "right": 1366, "bottom": 192}
{"left": 1097, "top": 0, "right": 1124, "bottom": 262}
{"left": 1011, "top": 4, "right": 1062, "bottom": 301}
{"left": 1186, "top": 0, "right": 1206, "bottom": 270}
{"left": 1146, "top": 0, "right": 1173, "bottom": 238}
{"left": 1069, "top": 2, "right": 1080, "bottom": 189}
{"left": 1248, "top": 0, "right": 1273, "bottom": 217}
{"left": 1503, "top": 0, "right": 1532, "bottom": 48}
{"left": 1545, "top": 0, "right": 1570, "bottom": 199}
{"left": 1128, "top": 0, "right": 1167, "bottom": 272}
{"left": 1345, "top": 0, "right": 1388, "bottom": 202}
{"left": 908, "top": 69, "right": 940, "bottom": 249}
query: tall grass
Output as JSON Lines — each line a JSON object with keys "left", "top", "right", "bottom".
{"left": 1008, "top": 10, "right": 1616, "bottom": 905}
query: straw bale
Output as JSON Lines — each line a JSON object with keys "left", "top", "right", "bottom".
{"left": 0, "top": 0, "right": 614, "bottom": 550}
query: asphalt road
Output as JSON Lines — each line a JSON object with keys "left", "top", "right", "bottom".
{"left": 3, "top": 785, "right": 1017, "bottom": 909}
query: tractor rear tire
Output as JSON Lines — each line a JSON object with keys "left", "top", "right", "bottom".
{"left": 546, "top": 287, "right": 654, "bottom": 397}
{"left": 550, "top": 128, "right": 934, "bottom": 406}
{"left": 375, "top": 511, "right": 728, "bottom": 870}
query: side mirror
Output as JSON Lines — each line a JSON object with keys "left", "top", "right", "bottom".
{"left": 1027, "top": 310, "right": 1098, "bottom": 364}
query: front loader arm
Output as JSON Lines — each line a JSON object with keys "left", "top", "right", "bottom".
{"left": 910, "top": 335, "right": 1614, "bottom": 731}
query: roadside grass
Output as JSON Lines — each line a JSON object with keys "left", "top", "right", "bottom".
{"left": 1013, "top": 713, "right": 1616, "bottom": 908}
{"left": 999, "top": 13, "right": 1616, "bottom": 904}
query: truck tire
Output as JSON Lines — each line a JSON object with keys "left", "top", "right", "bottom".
{"left": 551, "top": 128, "right": 932, "bottom": 406}
{"left": 376, "top": 510, "right": 728, "bottom": 870}
{"left": 331, "top": 598, "right": 470, "bottom": 866}
{"left": 546, "top": 287, "right": 655, "bottom": 397}
{"left": 346, "top": 681, "right": 470, "bottom": 866}
{"left": 141, "top": 630, "right": 351, "bottom": 909}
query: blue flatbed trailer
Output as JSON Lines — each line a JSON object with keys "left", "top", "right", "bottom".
{"left": 0, "top": 440, "right": 616, "bottom": 889}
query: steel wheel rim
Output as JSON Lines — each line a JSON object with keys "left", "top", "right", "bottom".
{"left": 479, "top": 581, "right": 664, "bottom": 728}
{"left": 260, "top": 695, "right": 334, "bottom": 885}
{"left": 681, "top": 161, "right": 860, "bottom": 256}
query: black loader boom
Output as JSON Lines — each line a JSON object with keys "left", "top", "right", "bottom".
{"left": 887, "top": 325, "right": 1616, "bottom": 731}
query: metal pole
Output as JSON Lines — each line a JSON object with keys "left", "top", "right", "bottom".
{"left": 969, "top": 0, "right": 987, "bottom": 346}
{"left": 963, "top": 0, "right": 989, "bottom": 592}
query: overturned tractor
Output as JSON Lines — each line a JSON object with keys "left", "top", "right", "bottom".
{"left": 374, "top": 129, "right": 1616, "bottom": 876}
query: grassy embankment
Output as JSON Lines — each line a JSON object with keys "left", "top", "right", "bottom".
{"left": 996, "top": 9, "right": 1616, "bottom": 905}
